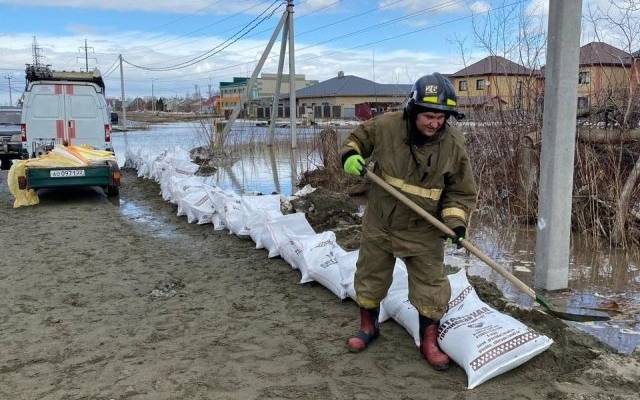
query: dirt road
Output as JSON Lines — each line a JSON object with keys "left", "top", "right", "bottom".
{"left": 1, "top": 170, "right": 639, "bottom": 400}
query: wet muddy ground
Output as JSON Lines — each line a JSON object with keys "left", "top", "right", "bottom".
{"left": 1, "top": 169, "right": 640, "bottom": 399}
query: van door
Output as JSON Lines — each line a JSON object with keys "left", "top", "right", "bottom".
{"left": 23, "top": 84, "right": 66, "bottom": 156}
{"left": 64, "top": 84, "right": 106, "bottom": 148}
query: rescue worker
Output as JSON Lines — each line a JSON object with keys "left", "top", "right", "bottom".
{"left": 341, "top": 73, "right": 477, "bottom": 370}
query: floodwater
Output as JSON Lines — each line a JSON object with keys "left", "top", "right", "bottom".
{"left": 112, "top": 122, "right": 640, "bottom": 354}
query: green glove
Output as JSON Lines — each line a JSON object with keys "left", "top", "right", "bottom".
{"left": 344, "top": 154, "right": 366, "bottom": 176}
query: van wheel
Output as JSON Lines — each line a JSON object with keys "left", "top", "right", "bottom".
{"left": 0, "top": 157, "right": 8, "bottom": 170}
{"left": 106, "top": 185, "right": 119, "bottom": 197}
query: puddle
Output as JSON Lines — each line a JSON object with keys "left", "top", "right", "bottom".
{"left": 111, "top": 122, "right": 640, "bottom": 353}
{"left": 118, "top": 197, "right": 187, "bottom": 239}
{"left": 446, "top": 223, "right": 640, "bottom": 354}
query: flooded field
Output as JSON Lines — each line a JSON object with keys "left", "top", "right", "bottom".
{"left": 112, "top": 122, "right": 640, "bottom": 354}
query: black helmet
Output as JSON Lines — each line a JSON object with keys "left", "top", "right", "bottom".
{"left": 405, "top": 73, "right": 461, "bottom": 119}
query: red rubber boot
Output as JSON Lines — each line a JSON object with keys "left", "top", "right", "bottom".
{"left": 420, "top": 320, "right": 450, "bottom": 371}
{"left": 346, "top": 307, "right": 380, "bottom": 353}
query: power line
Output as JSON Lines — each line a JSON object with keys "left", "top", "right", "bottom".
{"left": 125, "top": 0, "right": 522, "bottom": 85}
{"left": 125, "top": 0, "right": 466, "bottom": 83}
{"left": 102, "top": 57, "right": 120, "bottom": 77}
{"left": 138, "top": 0, "right": 333, "bottom": 55}
{"left": 123, "top": 0, "right": 283, "bottom": 71}
{"left": 124, "top": 0, "right": 278, "bottom": 56}
{"left": 148, "top": 0, "right": 402, "bottom": 63}
{"left": 135, "top": 0, "right": 229, "bottom": 42}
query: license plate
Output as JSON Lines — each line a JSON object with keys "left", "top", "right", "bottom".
{"left": 50, "top": 169, "right": 85, "bottom": 178}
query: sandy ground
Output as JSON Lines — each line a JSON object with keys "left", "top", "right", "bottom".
{"left": 1, "top": 169, "right": 639, "bottom": 400}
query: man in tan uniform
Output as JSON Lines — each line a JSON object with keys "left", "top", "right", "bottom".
{"left": 341, "top": 73, "right": 477, "bottom": 370}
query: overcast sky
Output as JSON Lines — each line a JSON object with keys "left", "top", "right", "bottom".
{"left": 0, "top": 0, "right": 635, "bottom": 105}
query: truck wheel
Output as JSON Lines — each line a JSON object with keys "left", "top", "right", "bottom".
{"left": 106, "top": 160, "right": 121, "bottom": 197}
{"left": 106, "top": 184, "right": 120, "bottom": 197}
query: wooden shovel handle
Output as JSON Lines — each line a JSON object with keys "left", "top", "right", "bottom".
{"left": 366, "top": 170, "right": 537, "bottom": 300}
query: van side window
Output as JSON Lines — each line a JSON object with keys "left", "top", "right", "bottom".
{"left": 31, "top": 95, "right": 59, "bottom": 118}
{"left": 70, "top": 95, "right": 99, "bottom": 118}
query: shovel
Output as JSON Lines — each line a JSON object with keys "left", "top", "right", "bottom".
{"left": 365, "top": 170, "right": 610, "bottom": 322}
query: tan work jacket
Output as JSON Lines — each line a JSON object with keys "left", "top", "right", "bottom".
{"left": 341, "top": 111, "right": 477, "bottom": 241}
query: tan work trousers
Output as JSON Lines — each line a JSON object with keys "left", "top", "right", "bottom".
{"left": 354, "top": 208, "right": 451, "bottom": 321}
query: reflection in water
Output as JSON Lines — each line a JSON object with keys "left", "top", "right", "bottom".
{"left": 207, "top": 144, "right": 318, "bottom": 196}
{"left": 268, "top": 146, "right": 281, "bottom": 194}
{"left": 290, "top": 147, "right": 299, "bottom": 194}
{"left": 112, "top": 122, "right": 639, "bottom": 353}
{"left": 448, "top": 222, "right": 640, "bottom": 353}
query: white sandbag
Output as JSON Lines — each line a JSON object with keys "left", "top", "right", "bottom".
{"left": 241, "top": 195, "right": 282, "bottom": 239}
{"left": 224, "top": 196, "right": 245, "bottom": 236}
{"left": 263, "top": 213, "right": 315, "bottom": 258}
{"left": 250, "top": 209, "right": 284, "bottom": 249}
{"left": 210, "top": 190, "right": 236, "bottom": 231}
{"left": 336, "top": 250, "right": 398, "bottom": 323}
{"left": 383, "top": 290, "right": 421, "bottom": 346}
{"left": 278, "top": 231, "right": 317, "bottom": 278}
{"left": 169, "top": 176, "right": 210, "bottom": 204}
{"left": 337, "top": 250, "right": 358, "bottom": 301}
{"left": 377, "top": 260, "right": 409, "bottom": 324}
{"left": 439, "top": 270, "right": 553, "bottom": 389}
{"left": 278, "top": 231, "right": 346, "bottom": 292}
{"left": 212, "top": 213, "right": 225, "bottom": 231}
{"left": 305, "top": 234, "right": 348, "bottom": 299}
{"left": 293, "top": 184, "right": 316, "bottom": 197}
{"left": 178, "top": 188, "right": 216, "bottom": 224}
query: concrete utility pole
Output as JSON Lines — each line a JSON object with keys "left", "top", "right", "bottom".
{"left": 268, "top": 12, "right": 290, "bottom": 146}
{"left": 119, "top": 54, "right": 127, "bottom": 131}
{"left": 151, "top": 78, "right": 158, "bottom": 113}
{"left": 534, "top": 0, "right": 583, "bottom": 291}
{"left": 220, "top": 10, "right": 289, "bottom": 142}
{"left": 287, "top": 0, "right": 297, "bottom": 149}
{"left": 223, "top": 1, "right": 297, "bottom": 149}
{"left": 4, "top": 74, "right": 13, "bottom": 106}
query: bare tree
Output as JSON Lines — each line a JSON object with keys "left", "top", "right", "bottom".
{"left": 585, "top": 0, "right": 640, "bottom": 245}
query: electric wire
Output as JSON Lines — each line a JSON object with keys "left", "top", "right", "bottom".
{"left": 125, "top": 0, "right": 278, "bottom": 56}
{"left": 142, "top": 0, "right": 334, "bottom": 54}
{"left": 123, "top": 0, "right": 467, "bottom": 83}
{"left": 102, "top": 58, "right": 120, "bottom": 77}
{"left": 105, "top": 0, "right": 523, "bottom": 97}
{"left": 123, "top": 0, "right": 283, "bottom": 71}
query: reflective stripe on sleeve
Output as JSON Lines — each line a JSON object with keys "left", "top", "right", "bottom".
{"left": 442, "top": 207, "right": 467, "bottom": 221}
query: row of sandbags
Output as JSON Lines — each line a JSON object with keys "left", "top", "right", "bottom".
{"left": 126, "top": 146, "right": 553, "bottom": 389}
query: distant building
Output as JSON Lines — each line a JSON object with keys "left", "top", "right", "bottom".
{"left": 219, "top": 77, "right": 249, "bottom": 117}
{"left": 288, "top": 71, "right": 411, "bottom": 120}
{"left": 448, "top": 55, "right": 541, "bottom": 112}
{"left": 575, "top": 42, "right": 634, "bottom": 113}
{"left": 219, "top": 74, "right": 317, "bottom": 118}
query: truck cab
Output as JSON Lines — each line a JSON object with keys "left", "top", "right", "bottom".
{"left": 20, "top": 66, "right": 112, "bottom": 158}
{"left": 0, "top": 106, "right": 28, "bottom": 169}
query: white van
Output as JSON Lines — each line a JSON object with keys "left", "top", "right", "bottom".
{"left": 20, "top": 67, "right": 112, "bottom": 158}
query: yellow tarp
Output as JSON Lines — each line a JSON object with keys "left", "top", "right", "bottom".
{"left": 7, "top": 145, "right": 116, "bottom": 208}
